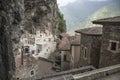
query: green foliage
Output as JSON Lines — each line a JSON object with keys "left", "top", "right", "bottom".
{"left": 52, "top": 11, "right": 66, "bottom": 37}
{"left": 58, "top": 11, "right": 66, "bottom": 33}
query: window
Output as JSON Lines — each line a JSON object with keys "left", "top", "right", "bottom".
{"left": 31, "top": 70, "right": 34, "bottom": 76}
{"left": 63, "top": 54, "right": 67, "bottom": 61}
{"left": 24, "top": 46, "right": 29, "bottom": 53}
{"left": 108, "top": 40, "right": 119, "bottom": 52}
{"left": 84, "top": 48, "right": 87, "bottom": 58}
{"left": 84, "top": 47, "right": 87, "bottom": 59}
{"left": 38, "top": 49, "right": 40, "bottom": 53}
{"left": 111, "top": 42, "right": 117, "bottom": 50}
{"left": 49, "top": 38, "right": 51, "bottom": 42}
{"left": 17, "top": 78, "right": 19, "bottom": 80}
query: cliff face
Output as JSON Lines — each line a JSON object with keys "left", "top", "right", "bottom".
{"left": 23, "top": 0, "right": 66, "bottom": 35}
{"left": 0, "top": 0, "right": 66, "bottom": 79}
{"left": 0, "top": 0, "right": 24, "bottom": 80}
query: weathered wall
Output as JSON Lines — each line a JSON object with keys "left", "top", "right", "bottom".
{"left": 70, "top": 45, "right": 80, "bottom": 69}
{"left": 79, "top": 34, "right": 101, "bottom": 68}
{"left": 91, "top": 36, "right": 101, "bottom": 68}
{"left": 99, "top": 24, "right": 120, "bottom": 68}
{"left": 74, "top": 64, "right": 120, "bottom": 80}
{"left": 0, "top": 0, "right": 24, "bottom": 80}
{"left": 79, "top": 34, "right": 92, "bottom": 67}
{"left": 61, "top": 51, "right": 70, "bottom": 71}
{"left": 15, "top": 62, "right": 38, "bottom": 79}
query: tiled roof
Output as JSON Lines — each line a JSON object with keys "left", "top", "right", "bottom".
{"left": 75, "top": 27, "right": 102, "bottom": 36}
{"left": 92, "top": 16, "right": 120, "bottom": 24}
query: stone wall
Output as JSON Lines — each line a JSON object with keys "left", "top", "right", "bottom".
{"left": 91, "top": 36, "right": 101, "bottom": 68}
{"left": 70, "top": 45, "right": 81, "bottom": 69}
{"left": 79, "top": 34, "right": 101, "bottom": 68}
{"left": 0, "top": 0, "right": 24, "bottom": 80}
{"left": 99, "top": 24, "right": 120, "bottom": 68}
{"left": 61, "top": 51, "right": 70, "bottom": 71}
{"left": 79, "top": 34, "right": 93, "bottom": 67}
{"left": 15, "top": 62, "right": 38, "bottom": 79}
{"left": 74, "top": 64, "right": 120, "bottom": 80}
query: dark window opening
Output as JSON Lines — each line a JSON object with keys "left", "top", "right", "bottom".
{"left": 64, "top": 54, "right": 67, "bottom": 61}
{"left": 31, "top": 70, "right": 34, "bottom": 75}
{"left": 84, "top": 48, "right": 87, "bottom": 59}
{"left": 24, "top": 46, "right": 29, "bottom": 53}
{"left": 38, "top": 49, "right": 40, "bottom": 53}
{"left": 49, "top": 38, "right": 51, "bottom": 42}
{"left": 111, "top": 42, "right": 117, "bottom": 51}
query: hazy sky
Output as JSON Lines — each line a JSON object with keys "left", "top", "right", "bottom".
{"left": 57, "top": 0, "right": 108, "bottom": 7}
{"left": 57, "top": 0, "right": 77, "bottom": 7}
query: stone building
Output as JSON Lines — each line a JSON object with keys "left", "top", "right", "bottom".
{"left": 93, "top": 16, "right": 120, "bottom": 68}
{"left": 57, "top": 33, "right": 71, "bottom": 71}
{"left": 70, "top": 35, "right": 81, "bottom": 69}
{"left": 20, "top": 32, "right": 36, "bottom": 56}
{"left": 33, "top": 29, "right": 56, "bottom": 59}
{"left": 15, "top": 55, "right": 39, "bottom": 79}
{"left": 15, "top": 55, "right": 55, "bottom": 80}
{"left": 75, "top": 27, "right": 102, "bottom": 68}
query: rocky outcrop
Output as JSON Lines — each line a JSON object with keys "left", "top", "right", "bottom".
{"left": 23, "top": 0, "right": 66, "bottom": 35}
{"left": 0, "top": 0, "right": 24, "bottom": 80}
{"left": 0, "top": 0, "right": 66, "bottom": 79}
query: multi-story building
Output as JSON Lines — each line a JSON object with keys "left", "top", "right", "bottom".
{"left": 33, "top": 29, "right": 56, "bottom": 58}
{"left": 75, "top": 27, "right": 102, "bottom": 68}
{"left": 93, "top": 16, "right": 120, "bottom": 68}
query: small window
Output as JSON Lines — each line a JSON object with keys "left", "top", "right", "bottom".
{"left": 24, "top": 46, "right": 29, "bottom": 53}
{"left": 38, "top": 49, "right": 40, "bottom": 53}
{"left": 49, "top": 38, "right": 51, "bottom": 42}
{"left": 84, "top": 49, "right": 87, "bottom": 58}
{"left": 109, "top": 40, "right": 119, "bottom": 52}
{"left": 64, "top": 54, "right": 67, "bottom": 61}
{"left": 84, "top": 48, "right": 87, "bottom": 59}
{"left": 31, "top": 70, "right": 34, "bottom": 76}
{"left": 110, "top": 42, "right": 117, "bottom": 51}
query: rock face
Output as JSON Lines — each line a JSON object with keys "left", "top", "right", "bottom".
{"left": 23, "top": 0, "right": 66, "bottom": 36}
{"left": 0, "top": 0, "right": 65, "bottom": 79}
{"left": 0, "top": 0, "right": 24, "bottom": 80}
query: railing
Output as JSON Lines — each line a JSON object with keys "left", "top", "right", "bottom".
{"left": 38, "top": 66, "right": 95, "bottom": 80}
{"left": 73, "top": 64, "right": 120, "bottom": 80}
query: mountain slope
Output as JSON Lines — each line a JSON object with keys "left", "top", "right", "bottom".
{"left": 85, "top": 2, "right": 120, "bottom": 28}
{"left": 59, "top": 0, "right": 119, "bottom": 34}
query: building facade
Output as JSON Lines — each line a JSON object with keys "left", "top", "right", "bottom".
{"left": 93, "top": 16, "right": 120, "bottom": 68}
{"left": 70, "top": 35, "right": 81, "bottom": 69}
{"left": 33, "top": 29, "right": 56, "bottom": 58}
{"left": 75, "top": 27, "right": 102, "bottom": 68}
